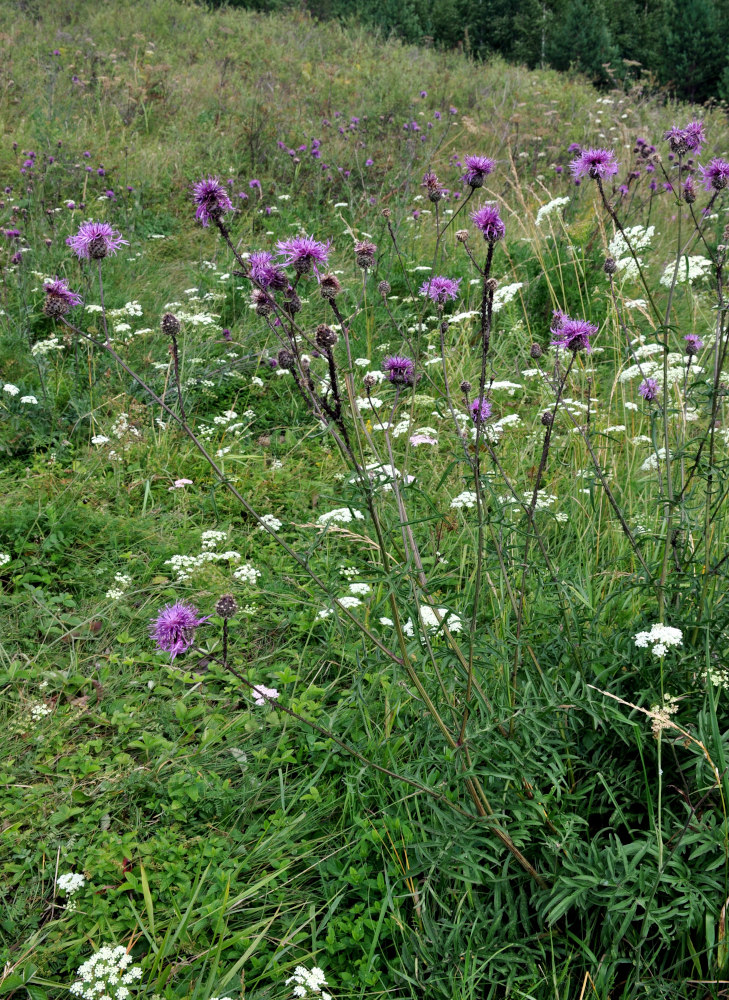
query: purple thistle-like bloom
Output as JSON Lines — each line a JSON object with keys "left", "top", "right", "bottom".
{"left": 685, "top": 333, "right": 704, "bottom": 356}
{"left": 664, "top": 120, "right": 705, "bottom": 155}
{"left": 66, "top": 220, "right": 128, "bottom": 260}
{"left": 276, "top": 234, "right": 330, "bottom": 275}
{"left": 569, "top": 148, "right": 619, "bottom": 180}
{"left": 150, "top": 601, "right": 209, "bottom": 660}
{"left": 420, "top": 275, "right": 462, "bottom": 304}
{"left": 192, "top": 176, "right": 233, "bottom": 227}
{"left": 382, "top": 354, "right": 416, "bottom": 386}
{"left": 463, "top": 155, "right": 495, "bottom": 188}
{"left": 469, "top": 397, "right": 492, "bottom": 424}
{"left": 470, "top": 203, "right": 505, "bottom": 242}
{"left": 43, "top": 278, "right": 82, "bottom": 316}
{"left": 248, "top": 250, "right": 286, "bottom": 289}
{"left": 699, "top": 157, "right": 729, "bottom": 191}
{"left": 550, "top": 313, "right": 597, "bottom": 353}
{"left": 639, "top": 377, "right": 659, "bottom": 401}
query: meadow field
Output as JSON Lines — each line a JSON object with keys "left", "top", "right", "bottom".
{"left": 3, "top": 1, "right": 729, "bottom": 996}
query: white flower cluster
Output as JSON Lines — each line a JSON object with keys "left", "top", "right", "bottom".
{"left": 608, "top": 225, "right": 655, "bottom": 281}
{"left": 31, "top": 703, "right": 51, "bottom": 720}
{"left": 258, "top": 514, "right": 283, "bottom": 532}
{"left": 492, "top": 282, "right": 524, "bottom": 312}
{"left": 317, "top": 595, "right": 363, "bottom": 620}
{"left": 165, "top": 530, "right": 241, "bottom": 583}
{"left": 316, "top": 508, "right": 365, "bottom": 527}
{"left": 403, "top": 606, "right": 462, "bottom": 637}
{"left": 634, "top": 623, "right": 683, "bottom": 657}
{"left": 202, "top": 529, "right": 228, "bottom": 550}
{"left": 233, "top": 563, "right": 261, "bottom": 586}
{"left": 640, "top": 448, "right": 666, "bottom": 472}
{"left": 450, "top": 491, "right": 478, "bottom": 509}
{"left": 285, "top": 966, "right": 331, "bottom": 1000}
{"left": 0, "top": 553, "right": 11, "bottom": 567}
{"left": 106, "top": 573, "right": 132, "bottom": 601}
{"left": 659, "top": 255, "right": 712, "bottom": 287}
{"left": 32, "top": 336, "right": 65, "bottom": 357}
{"left": 535, "top": 196, "right": 570, "bottom": 227}
{"left": 3, "top": 383, "right": 19, "bottom": 395}
{"left": 69, "top": 945, "right": 143, "bottom": 1000}
{"left": 251, "top": 684, "right": 279, "bottom": 706}
{"left": 58, "top": 872, "right": 86, "bottom": 895}
{"left": 648, "top": 694, "right": 680, "bottom": 739}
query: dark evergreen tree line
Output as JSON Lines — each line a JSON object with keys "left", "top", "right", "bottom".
{"left": 211, "top": 0, "right": 729, "bottom": 104}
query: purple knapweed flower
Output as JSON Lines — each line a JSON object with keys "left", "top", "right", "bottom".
{"left": 639, "top": 377, "right": 659, "bottom": 401}
{"left": 43, "top": 278, "right": 82, "bottom": 316}
{"left": 470, "top": 203, "right": 505, "bottom": 242}
{"left": 66, "top": 220, "right": 128, "bottom": 260}
{"left": 276, "top": 234, "right": 330, "bottom": 275}
{"left": 365, "top": 158, "right": 374, "bottom": 166}
{"left": 420, "top": 90, "right": 427, "bottom": 98}
{"left": 569, "top": 148, "right": 619, "bottom": 180}
{"left": 699, "top": 157, "right": 729, "bottom": 191}
{"left": 685, "top": 333, "right": 704, "bottom": 356}
{"left": 248, "top": 250, "right": 286, "bottom": 289}
{"left": 469, "top": 397, "right": 492, "bottom": 424}
{"left": 192, "top": 176, "right": 233, "bottom": 227}
{"left": 550, "top": 313, "right": 597, "bottom": 353}
{"left": 567, "top": 143, "right": 582, "bottom": 154}
{"left": 150, "top": 601, "right": 209, "bottom": 660}
{"left": 463, "top": 155, "right": 495, "bottom": 188}
{"left": 664, "top": 120, "right": 705, "bottom": 155}
{"left": 420, "top": 275, "right": 461, "bottom": 304}
{"left": 382, "top": 354, "right": 416, "bottom": 386}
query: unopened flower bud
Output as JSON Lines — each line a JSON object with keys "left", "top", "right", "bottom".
{"left": 278, "top": 349, "right": 295, "bottom": 370}
{"left": 354, "top": 240, "right": 377, "bottom": 269}
{"left": 161, "top": 312, "right": 181, "bottom": 337}
{"left": 459, "top": 380, "right": 471, "bottom": 394}
{"left": 378, "top": 280, "right": 391, "bottom": 297}
{"left": 381, "top": 208, "right": 392, "bottom": 219}
{"left": 485, "top": 277, "right": 499, "bottom": 293}
{"left": 215, "top": 594, "right": 238, "bottom": 619}
{"left": 530, "top": 343, "right": 543, "bottom": 359}
{"left": 283, "top": 287, "right": 301, "bottom": 315}
{"left": 541, "top": 411, "right": 553, "bottom": 426}
{"left": 455, "top": 229, "right": 470, "bottom": 243}
{"left": 603, "top": 257, "right": 618, "bottom": 275}
{"left": 252, "top": 288, "right": 274, "bottom": 316}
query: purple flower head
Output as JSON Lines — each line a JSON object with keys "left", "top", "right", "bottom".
{"left": 248, "top": 250, "right": 286, "bottom": 289}
{"left": 470, "top": 203, "right": 505, "bottom": 242}
{"left": 684, "top": 333, "right": 704, "bottom": 356}
{"left": 463, "top": 155, "right": 495, "bottom": 188}
{"left": 66, "top": 220, "right": 128, "bottom": 260}
{"left": 276, "top": 234, "right": 330, "bottom": 275}
{"left": 420, "top": 275, "right": 461, "bottom": 304}
{"left": 4, "top": 228, "right": 22, "bottom": 241}
{"left": 420, "top": 90, "right": 427, "bottom": 98}
{"left": 222, "top": 327, "right": 232, "bottom": 341}
{"left": 639, "top": 377, "right": 659, "bottom": 401}
{"left": 43, "top": 278, "right": 82, "bottom": 316}
{"left": 699, "top": 157, "right": 729, "bottom": 192}
{"left": 150, "top": 601, "right": 209, "bottom": 660}
{"left": 570, "top": 148, "right": 619, "bottom": 180}
{"left": 469, "top": 397, "right": 492, "bottom": 425}
{"left": 567, "top": 143, "right": 582, "bottom": 154}
{"left": 663, "top": 120, "right": 705, "bottom": 156}
{"left": 192, "top": 176, "right": 233, "bottom": 227}
{"left": 382, "top": 354, "right": 416, "bottom": 386}
{"left": 365, "top": 158, "right": 373, "bottom": 166}
{"left": 550, "top": 314, "right": 597, "bottom": 353}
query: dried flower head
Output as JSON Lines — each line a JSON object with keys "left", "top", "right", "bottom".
{"left": 470, "top": 203, "right": 505, "bottom": 242}
{"left": 603, "top": 257, "right": 618, "bottom": 275}
{"left": 354, "top": 239, "right": 377, "bottom": 269}
{"left": 378, "top": 280, "right": 391, "bottom": 297}
{"left": 278, "top": 348, "right": 295, "bottom": 370}
{"left": 529, "top": 342, "right": 543, "bottom": 359}
{"left": 541, "top": 410, "right": 554, "bottom": 426}
{"left": 43, "top": 278, "right": 82, "bottom": 317}
{"left": 283, "top": 286, "right": 301, "bottom": 315}
{"left": 319, "top": 272, "right": 342, "bottom": 298}
{"left": 66, "top": 220, "right": 128, "bottom": 260}
{"left": 151, "top": 601, "right": 209, "bottom": 659}
{"left": 215, "top": 594, "right": 238, "bottom": 619}
{"left": 251, "top": 288, "right": 274, "bottom": 316}
{"left": 459, "top": 380, "right": 471, "bottom": 394}
{"left": 316, "top": 324, "right": 338, "bottom": 349}
{"left": 161, "top": 312, "right": 180, "bottom": 337}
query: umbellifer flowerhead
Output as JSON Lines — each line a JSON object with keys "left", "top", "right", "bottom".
{"left": 463, "top": 155, "right": 495, "bottom": 188}
{"left": 470, "top": 203, "right": 505, "bottom": 242}
{"left": 161, "top": 312, "right": 180, "bottom": 337}
{"left": 569, "top": 148, "right": 619, "bottom": 180}
{"left": 66, "top": 220, "right": 128, "bottom": 260}
{"left": 639, "top": 377, "right": 659, "bottom": 401}
{"left": 550, "top": 311, "right": 597, "bottom": 353}
{"left": 419, "top": 275, "right": 462, "bottom": 304}
{"left": 354, "top": 240, "right": 377, "bottom": 269}
{"left": 382, "top": 354, "right": 416, "bottom": 386}
{"left": 43, "top": 278, "right": 82, "bottom": 317}
{"left": 192, "top": 176, "right": 233, "bottom": 227}
{"left": 150, "top": 601, "right": 209, "bottom": 660}
{"left": 215, "top": 594, "right": 238, "bottom": 619}
{"left": 469, "top": 396, "right": 492, "bottom": 425}
{"left": 276, "top": 234, "right": 330, "bottom": 275}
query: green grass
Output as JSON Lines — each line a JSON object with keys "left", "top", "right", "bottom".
{"left": 3, "top": 1, "right": 729, "bottom": 998}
